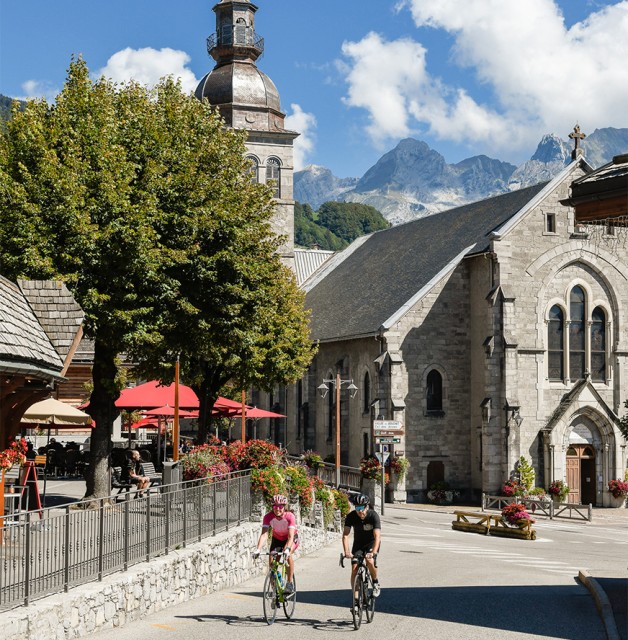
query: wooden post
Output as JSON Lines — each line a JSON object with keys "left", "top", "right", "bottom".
{"left": 241, "top": 390, "right": 246, "bottom": 442}
{"left": 173, "top": 356, "right": 180, "bottom": 462}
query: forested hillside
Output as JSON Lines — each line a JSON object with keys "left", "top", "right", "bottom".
{"left": 295, "top": 201, "right": 389, "bottom": 250}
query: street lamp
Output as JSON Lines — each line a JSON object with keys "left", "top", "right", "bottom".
{"left": 318, "top": 373, "right": 358, "bottom": 487}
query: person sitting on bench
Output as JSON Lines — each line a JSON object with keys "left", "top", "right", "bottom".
{"left": 122, "top": 449, "right": 150, "bottom": 496}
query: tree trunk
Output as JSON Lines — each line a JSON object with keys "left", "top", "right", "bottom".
{"left": 194, "top": 366, "right": 221, "bottom": 445}
{"left": 83, "top": 339, "right": 121, "bottom": 501}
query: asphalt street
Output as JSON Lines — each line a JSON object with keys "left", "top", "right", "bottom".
{"left": 87, "top": 504, "right": 623, "bottom": 640}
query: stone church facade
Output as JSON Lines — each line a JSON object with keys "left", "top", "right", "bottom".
{"left": 195, "top": 2, "right": 627, "bottom": 506}
{"left": 287, "top": 156, "right": 628, "bottom": 507}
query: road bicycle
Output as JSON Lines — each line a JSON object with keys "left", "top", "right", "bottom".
{"left": 340, "top": 551, "right": 377, "bottom": 629}
{"left": 255, "top": 549, "right": 297, "bottom": 624}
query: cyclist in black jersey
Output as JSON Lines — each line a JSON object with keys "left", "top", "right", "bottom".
{"left": 342, "top": 493, "right": 381, "bottom": 597}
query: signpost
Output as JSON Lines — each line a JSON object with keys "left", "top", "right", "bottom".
{"left": 374, "top": 452, "right": 389, "bottom": 515}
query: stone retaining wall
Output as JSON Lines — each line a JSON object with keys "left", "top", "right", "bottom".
{"left": 3, "top": 521, "right": 339, "bottom": 640}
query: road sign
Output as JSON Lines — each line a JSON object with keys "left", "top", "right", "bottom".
{"left": 374, "top": 429, "right": 405, "bottom": 437}
{"left": 375, "top": 436, "right": 401, "bottom": 444}
{"left": 375, "top": 452, "right": 390, "bottom": 465}
{"left": 373, "top": 420, "right": 402, "bottom": 431}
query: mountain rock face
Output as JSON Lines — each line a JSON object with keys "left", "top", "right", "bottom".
{"left": 294, "top": 128, "right": 628, "bottom": 225}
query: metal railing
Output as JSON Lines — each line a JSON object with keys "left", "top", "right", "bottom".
{"left": 482, "top": 494, "right": 592, "bottom": 522}
{"left": 285, "top": 456, "right": 362, "bottom": 491}
{"left": 0, "top": 470, "right": 251, "bottom": 611}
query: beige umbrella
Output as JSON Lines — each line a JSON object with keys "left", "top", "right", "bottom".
{"left": 20, "top": 398, "right": 92, "bottom": 505}
{"left": 21, "top": 397, "right": 92, "bottom": 426}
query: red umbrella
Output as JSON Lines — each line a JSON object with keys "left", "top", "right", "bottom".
{"left": 131, "top": 417, "right": 159, "bottom": 429}
{"left": 227, "top": 407, "right": 285, "bottom": 419}
{"left": 115, "top": 380, "right": 199, "bottom": 410}
{"left": 143, "top": 405, "right": 198, "bottom": 418}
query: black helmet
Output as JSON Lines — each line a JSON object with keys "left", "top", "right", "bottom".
{"left": 353, "top": 493, "right": 370, "bottom": 506}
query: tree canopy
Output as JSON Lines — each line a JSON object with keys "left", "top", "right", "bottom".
{"left": 295, "top": 200, "right": 389, "bottom": 250}
{"left": 0, "top": 58, "right": 314, "bottom": 497}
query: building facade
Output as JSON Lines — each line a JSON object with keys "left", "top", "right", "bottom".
{"left": 286, "top": 155, "right": 628, "bottom": 507}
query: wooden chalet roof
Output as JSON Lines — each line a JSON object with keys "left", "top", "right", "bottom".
{"left": 0, "top": 276, "right": 65, "bottom": 379}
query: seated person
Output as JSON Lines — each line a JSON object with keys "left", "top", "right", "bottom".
{"left": 121, "top": 449, "right": 150, "bottom": 496}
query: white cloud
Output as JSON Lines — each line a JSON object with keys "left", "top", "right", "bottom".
{"left": 341, "top": 0, "right": 628, "bottom": 157}
{"left": 96, "top": 47, "right": 199, "bottom": 94}
{"left": 285, "top": 103, "right": 317, "bottom": 170}
{"left": 18, "top": 80, "right": 59, "bottom": 102}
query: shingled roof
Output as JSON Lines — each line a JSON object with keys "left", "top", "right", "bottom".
{"left": 305, "top": 183, "right": 548, "bottom": 343}
{"left": 0, "top": 276, "right": 65, "bottom": 378}
{"left": 18, "top": 280, "right": 84, "bottom": 363}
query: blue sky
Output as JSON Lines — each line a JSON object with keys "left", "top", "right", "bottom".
{"left": 1, "top": 1, "right": 627, "bottom": 178}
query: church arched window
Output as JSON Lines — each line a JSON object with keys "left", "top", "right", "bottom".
{"left": 426, "top": 370, "right": 443, "bottom": 412}
{"left": 591, "top": 306, "right": 606, "bottom": 382}
{"left": 569, "top": 286, "right": 585, "bottom": 380}
{"left": 548, "top": 305, "right": 564, "bottom": 381}
{"left": 266, "top": 157, "right": 281, "bottom": 198}
{"left": 245, "top": 156, "right": 259, "bottom": 183}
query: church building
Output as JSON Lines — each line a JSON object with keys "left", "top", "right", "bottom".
{"left": 291, "top": 148, "right": 628, "bottom": 507}
{"left": 194, "top": 2, "right": 627, "bottom": 506}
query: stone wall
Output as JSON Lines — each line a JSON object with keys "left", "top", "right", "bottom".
{"left": 3, "top": 520, "right": 339, "bottom": 640}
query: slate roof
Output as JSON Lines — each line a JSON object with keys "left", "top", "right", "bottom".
{"left": 305, "top": 183, "right": 548, "bottom": 343}
{"left": 0, "top": 276, "right": 65, "bottom": 378}
{"left": 18, "top": 280, "right": 84, "bottom": 361}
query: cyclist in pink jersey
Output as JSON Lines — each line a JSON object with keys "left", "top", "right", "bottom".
{"left": 253, "top": 494, "right": 299, "bottom": 594}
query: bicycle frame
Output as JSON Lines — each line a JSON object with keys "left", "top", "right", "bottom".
{"left": 340, "top": 552, "right": 377, "bottom": 629}
{"left": 258, "top": 550, "right": 296, "bottom": 624}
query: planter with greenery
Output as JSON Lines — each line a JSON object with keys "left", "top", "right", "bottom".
{"left": 547, "top": 479, "right": 570, "bottom": 504}
{"left": 607, "top": 478, "right": 628, "bottom": 506}
{"left": 426, "top": 481, "right": 460, "bottom": 505}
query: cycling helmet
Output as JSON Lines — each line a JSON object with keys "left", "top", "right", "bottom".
{"left": 272, "top": 494, "right": 288, "bottom": 506}
{"left": 353, "top": 493, "right": 370, "bottom": 506}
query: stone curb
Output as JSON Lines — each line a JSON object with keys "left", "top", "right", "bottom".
{"left": 579, "top": 569, "right": 620, "bottom": 640}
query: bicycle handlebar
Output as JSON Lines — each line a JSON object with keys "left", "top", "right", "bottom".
{"left": 339, "top": 552, "right": 378, "bottom": 568}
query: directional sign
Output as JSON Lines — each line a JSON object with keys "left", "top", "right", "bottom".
{"left": 375, "top": 436, "right": 401, "bottom": 444}
{"left": 373, "top": 420, "right": 402, "bottom": 431}
{"left": 374, "top": 430, "right": 405, "bottom": 437}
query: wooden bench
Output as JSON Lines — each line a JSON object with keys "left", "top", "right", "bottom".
{"left": 452, "top": 511, "right": 495, "bottom": 535}
{"left": 452, "top": 510, "right": 536, "bottom": 540}
{"left": 489, "top": 514, "right": 537, "bottom": 540}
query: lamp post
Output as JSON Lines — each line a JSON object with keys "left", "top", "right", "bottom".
{"left": 318, "top": 373, "right": 358, "bottom": 487}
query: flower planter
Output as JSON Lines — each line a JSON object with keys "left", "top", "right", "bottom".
{"left": 608, "top": 494, "right": 627, "bottom": 508}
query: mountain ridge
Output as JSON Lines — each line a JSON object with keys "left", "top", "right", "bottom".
{"left": 295, "top": 128, "right": 628, "bottom": 225}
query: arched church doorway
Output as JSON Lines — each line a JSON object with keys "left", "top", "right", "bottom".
{"left": 565, "top": 417, "right": 599, "bottom": 505}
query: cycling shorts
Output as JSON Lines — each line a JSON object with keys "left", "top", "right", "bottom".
{"left": 271, "top": 532, "right": 299, "bottom": 553}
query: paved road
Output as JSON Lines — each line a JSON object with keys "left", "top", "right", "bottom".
{"left": 90, "top": 505, "right": 616, "bottom": 640}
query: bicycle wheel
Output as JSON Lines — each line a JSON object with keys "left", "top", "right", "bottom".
{"left": 364, "top": 574, "right": 375, "bottom": 623}
{"left": 283, "top": 573, "right": 297, "bottom": 619}
{"left": 262, "top": 571, "right": 278, "bottom": 625}
{"left": 351, "top": 573, "right": 364, "bottom": 630}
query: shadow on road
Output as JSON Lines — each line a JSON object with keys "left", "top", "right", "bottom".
{"left": 198, "top": 583, "right": 605, "bottom": 638}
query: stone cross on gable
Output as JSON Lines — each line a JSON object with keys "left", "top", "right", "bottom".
{"left": 569, "top": 124, "right": 586, "bottom": 159}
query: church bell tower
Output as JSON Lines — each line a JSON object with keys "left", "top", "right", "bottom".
{"left": 196, "top": 0, "right": 297, "bottom": 268}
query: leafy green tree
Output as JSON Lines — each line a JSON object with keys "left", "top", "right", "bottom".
{"left": 0, "top": 58, "right": 314, "bottom": 497}
{"left": 317, "top": 201, "right": 389, "bottom": 244}
{"left": 294, "top": 201, "right": 345, "bottom": 250}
